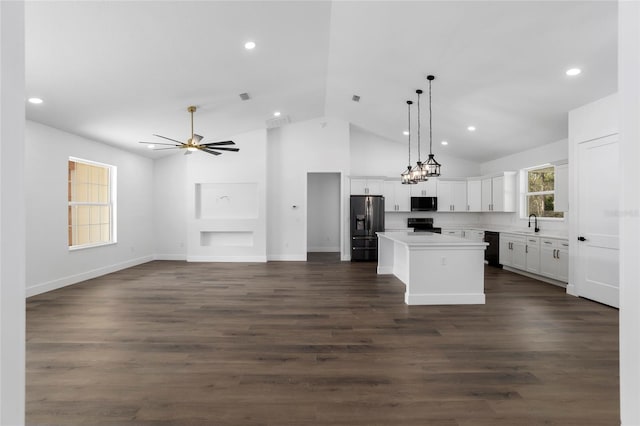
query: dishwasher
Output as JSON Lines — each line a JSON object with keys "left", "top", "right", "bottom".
{"left": 484, "top": 231, "right": 500, "bottom": 267}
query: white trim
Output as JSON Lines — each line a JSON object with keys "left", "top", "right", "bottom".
{"left": 405, "top": 293, "right": 486, "bottom": 305}
{"left": 502, "top": 266, "right": 568, "bottom": 288}
{"left": 25, "top": 255, "right": 154, "bottom": 297}
{"left": 267, "top": 254, "right": 306, "bottom": 261}
{"left": 307, "top": 246, "right": 340, "bottom": 252}
{"left": 377, "top": 266, "right": 394, "bottom": 274}
{"left": 68, "top": 241, "right": 117, "bottom": 251}
{"left": 154, "top": 254, "right": 187, "bottom": 261}
{"left": 187, "top": 255, "right": 268, "bottom": 262}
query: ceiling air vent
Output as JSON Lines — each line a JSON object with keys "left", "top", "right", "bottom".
{"left": 266, "top": 115, "right": 291, "bottom": 129}
{"left": 352, "top": 95, "right": 360, "bottom": 102}
{"left": 239, "top": 92, "right": 250, "bottom": 101}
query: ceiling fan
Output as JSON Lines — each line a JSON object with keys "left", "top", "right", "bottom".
{"left": 139, "top": 106, "right": 239, "bottom": 156}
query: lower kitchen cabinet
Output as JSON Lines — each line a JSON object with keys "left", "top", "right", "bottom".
{"left": 539, "top": 238, "right": 569, "bottom": 282}
{"left": 499, "top": 233, "right": 526, "bottom": 270}
{"left": 442, "top": 229, "right": 463, "bottom": 238}
{"left": 524, "top": 236, "right": 540, "bottom": 274}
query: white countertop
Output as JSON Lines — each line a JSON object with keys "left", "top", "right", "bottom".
{"left": 433, "top": 224, "right": 568, "bottom": 240}
{"left": 378, "top": 231, "right": 488, "bottom": 247}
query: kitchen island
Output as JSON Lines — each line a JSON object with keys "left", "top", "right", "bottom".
{"left": 377, "top": 231, "right": 488, "bottom": 305}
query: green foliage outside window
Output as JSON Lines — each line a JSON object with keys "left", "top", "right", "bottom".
{"left": 526, "top": 166, "right": 563, "bottom": 218}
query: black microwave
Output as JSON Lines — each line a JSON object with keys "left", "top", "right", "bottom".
{"left": 411, "top": 197, "right": 437, "bottom": 211}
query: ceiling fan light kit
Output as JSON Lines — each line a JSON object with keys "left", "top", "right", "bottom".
{"left": 139, "top": 106, "right": 239, "bottom": 157}
{"left": 400, "top": 74, "right": 442, "bottom": 181}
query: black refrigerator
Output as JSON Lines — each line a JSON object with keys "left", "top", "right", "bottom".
{"left": 350, "top": 195, "right": 385, "bottom": 261}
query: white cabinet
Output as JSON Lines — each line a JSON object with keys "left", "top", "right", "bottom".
{"left": 539, "top": 238, "right": 569, "bottom": 282}
{"left": 467, "top": 179, "right": 482, "bottom": 212}
{"left": 524, "top": 236, "right": 540, "bottom": 274}
{"left": 383, "top": 180, "right": 411, "bottom": 212}
{"left": 554, "top": 163, "right": 569, "bottom": 212}
{"left": 350, "top": 178, "right": 384, "bottom": 195}
{"left": 500, "top": 233, "right": 526, "bottom": 270}
{"left": 481, "top": 172, "right": 516, "bottom": 212}
{"left": 437, "top": 180, "right": 467, "bottom": 212}
{"left": 463, "top": 229, "right": 485, "bottom": 241}
{"left": 442, "top": 229, "right": 463, "bottom": 238}
{"left": 410, "top": 179, "right": 437, "bottom": 197}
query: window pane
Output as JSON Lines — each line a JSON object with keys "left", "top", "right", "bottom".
{"left": 77, "top": 225, "right": 90, "bottom": 245}
{"left": 100, "top": 224, "right": 110, "bottom": 242}
{"left": 528, "top": 166, "right": 555, "bottom": 192}
{"left": 528, "top": 194, "right": 563, "bottom": 218}
{"left": 77, "top": 206, "right": 90, "bottom": 226}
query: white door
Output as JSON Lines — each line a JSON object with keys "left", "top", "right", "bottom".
{"left": 451, "top": 182, "right": 467, "bottom": 212}
{"left": 481, "top": 178, "right": 492, "bottom": 211}
{"left": 437, "top": 181, "right": 453, "bottom": 211}
{"left": 576, "top": 135, "right": 619, "bottom": 307}
{"left": 467, "top": 180, "right": 482, "bottom": 211}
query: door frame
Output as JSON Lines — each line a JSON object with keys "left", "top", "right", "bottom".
{"left": 304, "top": 171, "right": 345, "bottom": 261}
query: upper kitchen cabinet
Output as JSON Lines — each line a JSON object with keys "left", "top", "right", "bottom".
{"left": 350, "top": 177, "right": 384, "bottom": 195}
{"left": 437, "top": 180, "right": 467, "bottom": 212}
{"left": 554, "top": 163, "right": 569, "bottom": 212}
{"left": 383, "top": 180, "right": 411, "bottom": 212}
{"left": 467, "top": 179, "right": 482, "bottom": 212}
{"left": 410, "top": 179, "right": 437, "bottom": 197}
{"left": 481, "top": 172, "right": 516, "bottom": 212}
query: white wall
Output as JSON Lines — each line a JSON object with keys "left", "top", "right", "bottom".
{"left": 349, "top": 124, "right": 481, "bottom": 178}
{"left": 478, "top": 138, "right": 570, "bottom": 235}
{"left": 267, "top": 117, "right": 350, "bottom": 260}
{"left": 619, "top": 2, "right": 640, "bottom": 423}
{"left": 153, "top": 153, "right": 187, "bottom": 260}
{"left": 25, "top": 121, "right": 155, "bottom": 296}
{"left": 0, "top": 1, "right": 26, "bottom": 423}
{"left": 307, "top": 173, "right": 341, "bottom": 252}
{"left": 185, "top": 128, "right": 267, "bottom": 262}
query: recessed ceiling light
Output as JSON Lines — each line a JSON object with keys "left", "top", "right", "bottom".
{"left": 28, "top": 97, "right": 43, "bottom": 104}
{"left": 441, "top": 141, "right": 448, "bottom": 145}
{"left": 467, "top": 126, "right": 476, "bottom": 132}
{"left": 566, "top": 68, "right": 582, "bottom": 76}
{"left": 273, "top": 111, "right": 281, "bottom": 117}
{"left": 147, "top": 144, "right": 155, "bottom": 149}
{"left": 403, "top": 130, "right": 409, "bottom": 136}
{"left": 244, "top": 41, "right": 256, "bottom": 50}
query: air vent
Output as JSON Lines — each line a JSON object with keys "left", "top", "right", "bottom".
{"left": 239, "top": 92, "right": 250, "bottom": 101}
{"left": 266, "top": 115, "right": 291, "bottom": 129}
{"left": 352, "top": 95, "right": 360, "bottom": 102}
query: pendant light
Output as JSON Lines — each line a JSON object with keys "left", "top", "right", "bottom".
{"left": 424, "top": 75, "right": 442, "bottom": 177}
{"left": 410, "top": 89, "right": 428, "bottom": 182}
{"left": 401, "top": 100, "right": 417, "bottom": 184}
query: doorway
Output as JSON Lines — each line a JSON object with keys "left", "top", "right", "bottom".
{"left": 307, "top": 173, "right": 341, "bottom": 260}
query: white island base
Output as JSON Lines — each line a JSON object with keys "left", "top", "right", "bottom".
{"left": 377, "top": 232, "right": 487, "bottom": 305}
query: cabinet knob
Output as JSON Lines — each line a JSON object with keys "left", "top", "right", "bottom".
{"left": 578, "top": 236, "right": 587, "bottom": 241}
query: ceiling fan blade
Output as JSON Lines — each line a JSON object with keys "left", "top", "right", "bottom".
{"left": 201, "top": 148, "right": 222, "bottom": 156}
{"left": 192, "top": 134, "right": 204, "bottom": 143}
{"left": 152, "top": 147, "right": 183, "bottom": 150}
{"left": 153, "top": 134, "right": 185, "bottom": 144}
{"left": 138, "top": 141, "right": 180, "bottom": 146}
{"left": 206, "top": 147, "right": 239, "bottom": 152}
{"left": 202, "top": 140, "right": 235, "bottom": 146}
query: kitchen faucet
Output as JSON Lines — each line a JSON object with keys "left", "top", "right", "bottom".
{"left": 528, "top": 214, "right": 540, "bottom": 233}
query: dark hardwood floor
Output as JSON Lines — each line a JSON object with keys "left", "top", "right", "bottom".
{"left": 26, "top": 254, "right": 619, "bottom": 425}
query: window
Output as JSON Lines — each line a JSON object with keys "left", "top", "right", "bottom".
{"left": 68, "top": 158, "right": 116, "bottom": 248}
{"left": 524, "top": 165, "right": 563, "bottom": 219}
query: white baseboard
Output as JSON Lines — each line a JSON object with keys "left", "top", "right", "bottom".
{"left": 186, "top": 255, "right": 267, "bottom": 262}
{"left": 267, "top": 254, "right": 306, "bottom": 261}
{"left": 154, "top": 254, "right": 187, "bottom": 261}
{"left": 566, "top": 283, "right": 578, "bottom": 297}
{"left": 405, "top": 292, "right": 486, "bottom": 305}
{"left": 341, "top": 254, "right": 351, "bottom": 261}
{"left": 377, "top": 266, "right": 393, "bottom": 274}
{"left": 502, "top": 266, "right": 568, "bottom": 288}
{"left": 26, "top": 255, "right": 154, "bottom": 298}
{"left": 307, "top": 246, "right": 340, "bottom": 253}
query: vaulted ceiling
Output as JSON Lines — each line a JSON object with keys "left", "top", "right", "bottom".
{"left": 25, "top": 1, "right": 617, "bottom": 163}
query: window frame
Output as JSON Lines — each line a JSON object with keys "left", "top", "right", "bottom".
{"left": 520, "top": 164, "right": 564, "bottom": 221}
{"left": 68, "top": 157, "right": 117, "bottom": 250}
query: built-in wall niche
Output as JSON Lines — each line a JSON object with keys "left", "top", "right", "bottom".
{"left": 200, "top": 231, "right": 254, "bottom": 247}
{"left": 195, "top": 183, "right": 258, "bottom": 219}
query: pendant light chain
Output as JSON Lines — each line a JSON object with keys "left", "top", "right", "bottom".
{"left": 408, "top": 101, "right": 412, "bottom": 164}
{"left": 429, "top": 78, "right": 433, "bottom": 155}
{"left": 416, "top": 90, "right": 421, "bottom": 163}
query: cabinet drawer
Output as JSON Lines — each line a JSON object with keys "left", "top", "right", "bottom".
{"left": 526, "top": 237, "right": 540, "bottom": 247}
